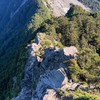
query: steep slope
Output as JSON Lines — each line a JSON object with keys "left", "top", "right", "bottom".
{"left": 11, "top": 6, "right": 100, "bottom": 99}
{"left": 11, "top": 33, "right": 78, "bottom": 100}
{"left": 0, "top": 0, "right": 38, "bottom": 75}
{"left": 0, "top": 0, "right": 28, "bottom": 32}
{"left": 44, "top": 0, "right": 90, "bottom": 16}
{"left": 0, "top": 0, "right": 100, "bottom": 100}
{"left": 0, "top": 0, "right": 51, "bottom": 99}
{"left": 78, "top": 0, "right": 100, "bottom": 11}
{"left": 12, "top": 31, "right": 100, "bottom": 100}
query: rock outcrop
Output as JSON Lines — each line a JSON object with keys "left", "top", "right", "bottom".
{"left": 12, "top": 33, "right": 79, "bottom": 100}
{"left": 33, "top": 68, "right": 68, "bottom": 99}
{"left": 44, "top": 0, "right": 90, "bottom": 16}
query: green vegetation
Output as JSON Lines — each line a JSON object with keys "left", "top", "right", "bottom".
{"left": 39, "top": 6, "right": 100, "bottom": 87}
{"left": 73, "top": 90, "right": 100, "bottom": 100}
{"left": 57, "top": 89, "right": 100, "bottom": 100}
{"left": 0, "top": 2, "right": 100, "bottom": 100}
{"left": 67, "top": 5, "right": 87, "bottom": 18}
{"left": 0, "top": 0, "right": 51, "bottom": 99}
{"left": 33, "top": 33, "right": 63, "bottom": 56}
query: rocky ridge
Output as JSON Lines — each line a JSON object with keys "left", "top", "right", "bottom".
{"left": 11, "top": 33, "right": 79, "bottom": 100}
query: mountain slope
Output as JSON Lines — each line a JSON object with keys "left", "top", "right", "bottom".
{"left": 0, "top": 0, "right": 100, "bottom": 100}
{"left": 12, "top": 11, "right": 100, "bottom": 98}
{"left": 11, "top": 33, "right": 78, "bottom": 100}
{"left": 0, "top": 0, "right": 51, "bottom": 99}
{"left": 0, "top": 0, "right": 28, "bottom": 32}
{"left": 13, "top": 6, "right": 100, "bottom": 100}
{"left": 44, "top": 0, "right": 89, "bottom": 16}
{"left": 78, "top": 0, "right": 100, "bottom": 11}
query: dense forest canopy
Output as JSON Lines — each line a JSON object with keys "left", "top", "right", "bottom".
{"left": 40, "top": 5, "right": 100, "bottom": 85}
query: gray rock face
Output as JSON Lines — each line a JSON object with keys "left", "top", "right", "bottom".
{"left": 42, "top": 89, "right": 73, "bottom": 100}
{"left": 42, "top": 89, "right": 59, "bottom": 100}
{"left": 33, "top": 68, "right": 68, "bottom": 100}
{"left": 12, "top": 33, "right": 78, "bottom": 100}
{"left": 44, "top": 0, "right": 90, "bottom": 16}
{"left": 63, "top": 46, "right": 78, "bottom": 57}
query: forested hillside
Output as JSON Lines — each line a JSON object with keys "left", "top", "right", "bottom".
{"left": 0, "top": 0, "right": 51, "bottom": 99}
{"left": 14, "top": 5, "right": 100, "bottom": 100}
{"left": 0, "top": 0, "right": 100, "bottom": 100}
{"left": 40, "top": 5, "right": 100, "bottom": 85}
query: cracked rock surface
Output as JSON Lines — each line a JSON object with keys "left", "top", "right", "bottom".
{"left": 12, "top": 33, "right": 78, "bottom": 100}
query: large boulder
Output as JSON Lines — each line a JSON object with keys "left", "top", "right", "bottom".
{"left": 63, "top": 46, "right": 78, "bottom": 57}
{"left": 43, "top": 89, "right": 59, "bottom": 100}
{"left": 33, "top": 68, "right": 68, "bottom": 99}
